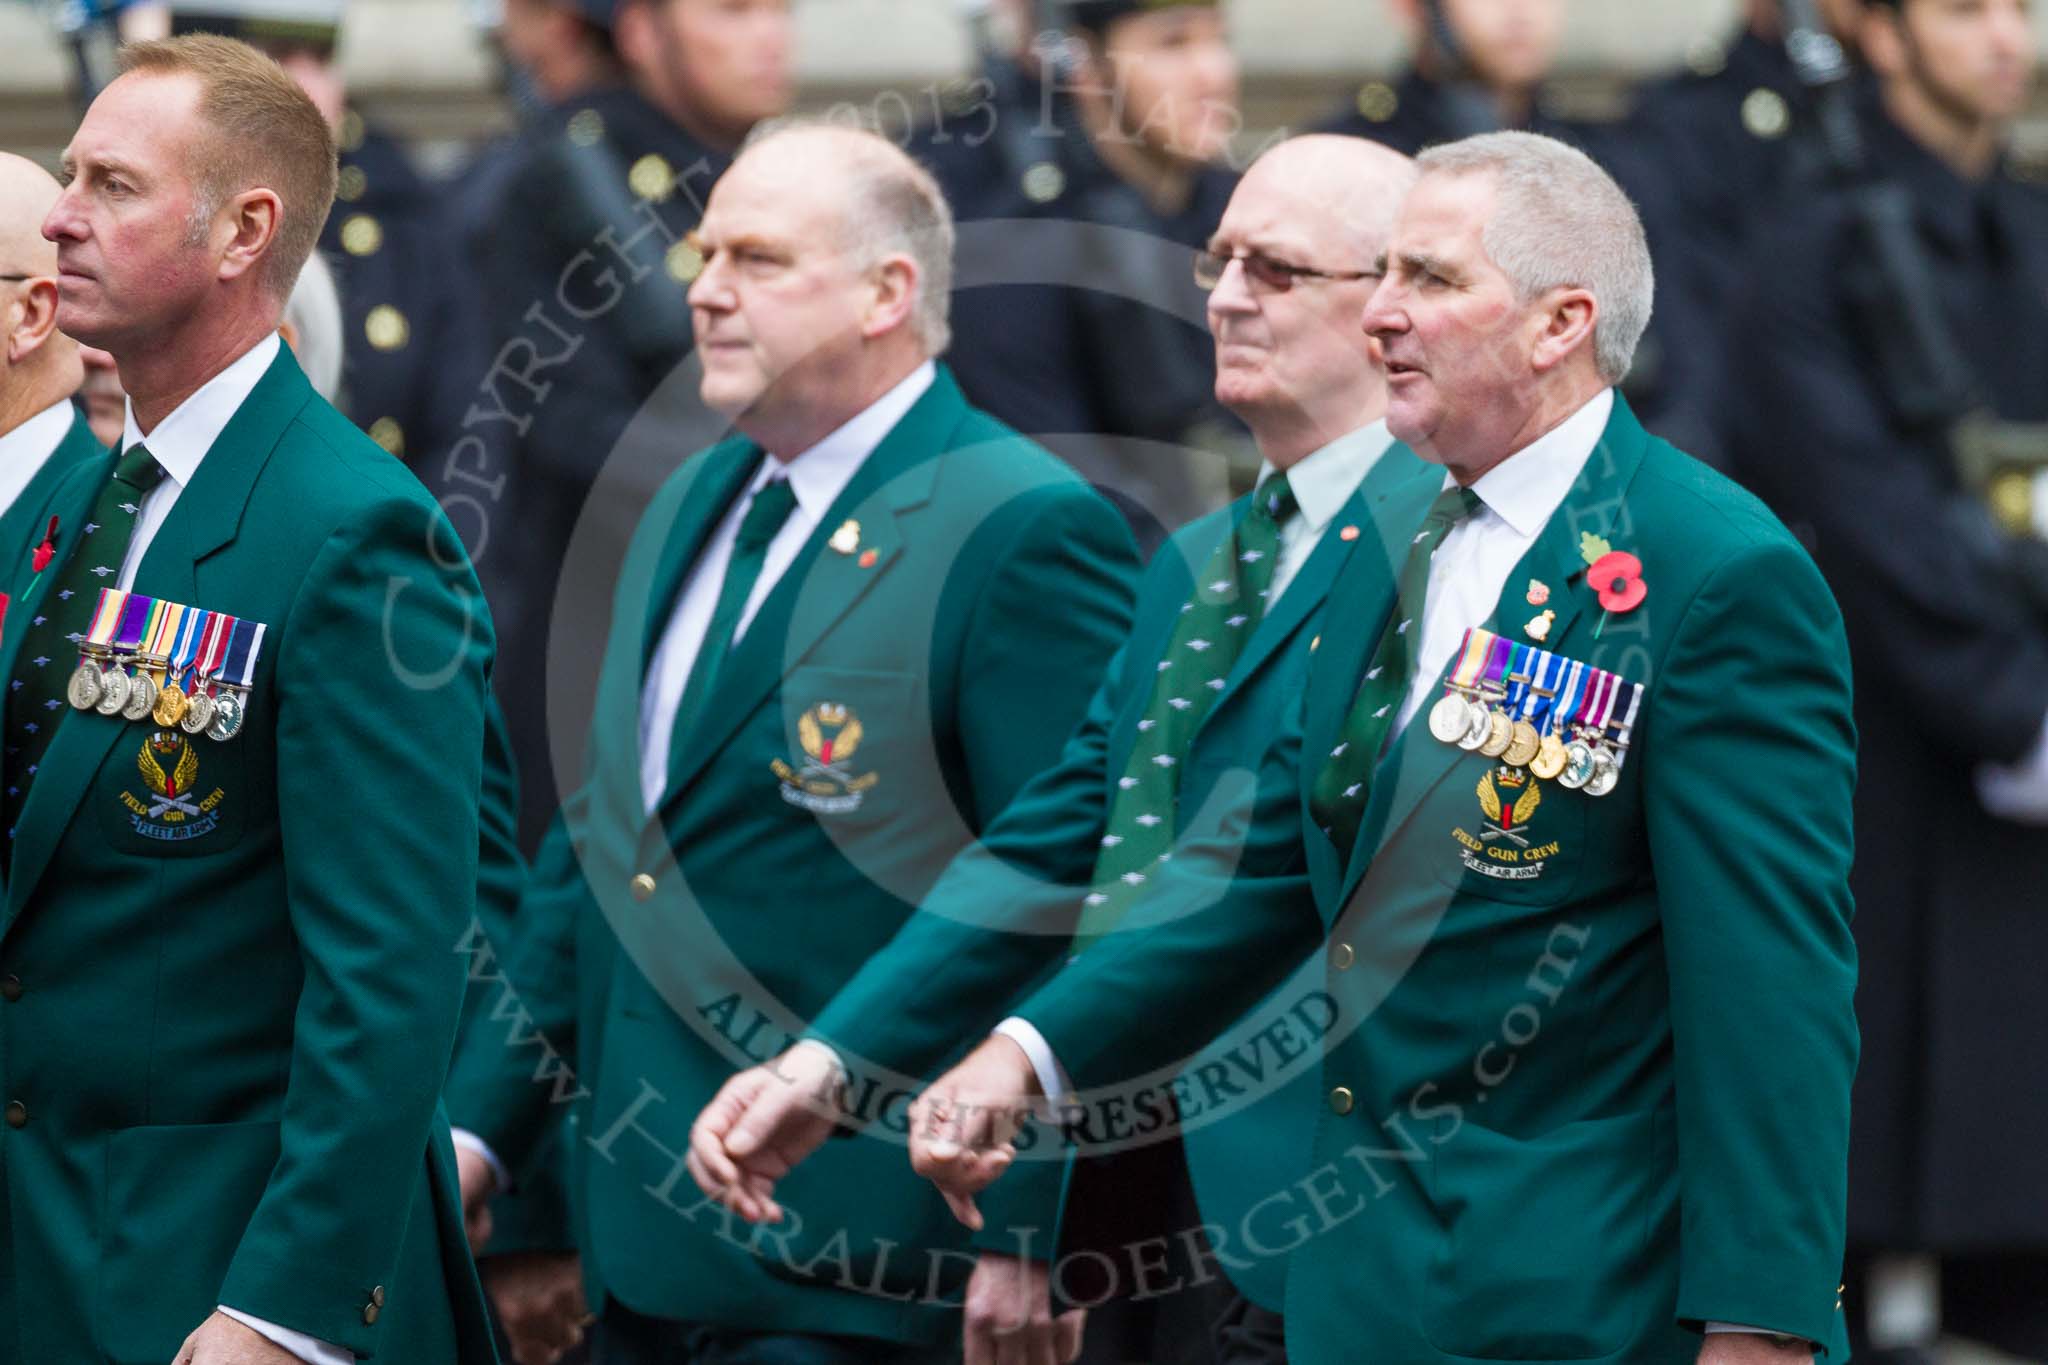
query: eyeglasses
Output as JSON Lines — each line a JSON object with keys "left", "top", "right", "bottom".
{"left": 1193, "top": 248, "right": 1377, "bottom": 293}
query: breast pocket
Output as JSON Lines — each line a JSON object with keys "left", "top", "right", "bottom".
{"left": 94, "top": 722, "right": 249, "bottom": 856}
{"left": 771, "top": 666, "right": 917, "bottom": 826}
{"left": 1432, "top": 756, "right": 1590, "bottom": 909}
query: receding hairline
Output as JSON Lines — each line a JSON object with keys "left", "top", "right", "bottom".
{"left": 0, "top": 153, "right": 64, "bottom": 260}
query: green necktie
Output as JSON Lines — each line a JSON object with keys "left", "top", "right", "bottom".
{"left": 1309, "top": 483, "right": 1484, "bottom": 862}
{"left": 1073, "top": 473, "right": 1300, "bottom": 948}
{"left": 5, "top": 443, "right": 168, "bottom": 854}
{"left": 664, "top": 474, "right": 799, "bottom": 787}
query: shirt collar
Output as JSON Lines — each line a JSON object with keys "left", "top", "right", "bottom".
{"left": 1257, "top": 420, "right": 1396, "bottom": 533}
{"left": 1458, "top": 387, "right": 1615, "bottom": 539}
{"left": 120, "top": 332, "right": 282, "bottom": 489}
{"left": 750, "top": 361, "right": 937, "bottom": 520}
{"left": 0, "top": 398, "right": 79, "bottom": 474}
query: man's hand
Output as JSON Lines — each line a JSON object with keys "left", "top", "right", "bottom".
{"left": 482, "top": 1251, "right": 591, "bottom": 1365}
{"left": 1696, "top": 1333, "right": 1816, "bottom": 1364}
{"left": 172, "top": 1312, "right": 298, "bottom": 1364}
{"left": 456, "top": 1144, "right": 499, "bottom": 1255}
{"left": 963, "top": 1253, "right": 1085, "bottom": 1365}
{"left": 686, "top": 1045, "right": 846, "bottom": 1224}
{"left": 908, "top": 1033, "right": 1042, "bottom": 1230}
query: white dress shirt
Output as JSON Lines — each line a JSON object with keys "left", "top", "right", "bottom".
{"left": 990, "top": 421, "right": 1400, "bottom": 1107}
{"left": 0, "top": 398, "right": 77, "bottom": 521}
{"left": 114, "top": 334, "right": 347, "bottom": 1365}
{"left": 455, "top": 363, "right": 940, "bottom": 1195}
{"left": 636, "top": 362, "right": 936, "bottom": 813}
{"left": 117, "top": 333, "right": 281, "bottom": 590}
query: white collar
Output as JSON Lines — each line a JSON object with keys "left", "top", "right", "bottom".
{"left": 0, "top": 398, "right": 79, "bottom": 473}
{"left": 119, "top": 333, "right": 282, "bottom": 489}
{"left": 750, "top": 361, "right": 938, "bottom": 518}
{"left": 1257, "top": 419, "right": 1396, "bottom": 532}
{"left": 1457, "top": 387, "right": 1615, "bottom": 538}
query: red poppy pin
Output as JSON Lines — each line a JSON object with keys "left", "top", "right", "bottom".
{"left": 1587, "top": 549, "right": 1646, "bottom": 636}
{"left": 29, "top": 516, "right": 58, "bottom": 578}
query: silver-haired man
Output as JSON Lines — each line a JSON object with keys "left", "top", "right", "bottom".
{"left": 909, "top": 130, "right": 1862, "bottom": 1365}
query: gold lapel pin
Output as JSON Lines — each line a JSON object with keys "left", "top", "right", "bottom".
{"left": 828, "top": 519, "right": 861, "bottom": 555}
{"left": 1339, "top": 525, "right": 1361, "bottom": 542}
{"left": 1525, "top": 609, "right": 1556, "bottom": 642}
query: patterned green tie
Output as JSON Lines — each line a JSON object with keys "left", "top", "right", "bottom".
{"left": 1073, "top": 473, "right": 1300, "bottom": 948}
{"left": 4, "top": 443, "right": 168, "bottom": 854}
{"left": 1310, "top": 483, "right": 1484, "bottom": 861}
{"left": 664, "top": 474, "right": 799, "bottom": 786}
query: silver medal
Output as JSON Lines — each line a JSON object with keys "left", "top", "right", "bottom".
{"left": 67, "top": 663, "right": 104, "bottom": 711}
{"left": 181, "top": 688, "right": 216, "bottom": 735}
{"left": 94, "top": 668, "right": 131, "bottom": 716}
{"left": 1558, "top": 737, "right": 1597, "bottom": 790}
{"left": 1457, "top": 701, "right": 1493, "bottom": 750}
{"left": 207, "top": 689, "right": 245, "bottom": 741}
{"left": 1428, "top": 692, "right": 1473, "bottom": 744}
{"left": 1584, "top": 748, "right": 1620, "bottom": 797}
{"left": 121, "top": 671, "right": 158, "bottom": 723}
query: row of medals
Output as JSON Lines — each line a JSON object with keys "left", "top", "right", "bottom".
{"left": 65, "top": 645, "right": 246, "bottom": 741}
{"left": 1426, "top": 685, "right": 1625, "bottom": 796}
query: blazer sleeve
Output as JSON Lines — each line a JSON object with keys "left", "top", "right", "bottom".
{"left": 216, "top": 495, "right": 493, "bottom": 1355}
{"left": 1642, "top": 536, "right": 1859, "bottom": 1348}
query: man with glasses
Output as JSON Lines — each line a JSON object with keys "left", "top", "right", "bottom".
{"left": 686, "top": 134, "right": 1432, "bottom": 1365}
{"left": 0, "top": 155, "right": 98, "bottom": 544}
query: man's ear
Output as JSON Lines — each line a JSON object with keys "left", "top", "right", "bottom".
{"left": 863, "top": 254, "right": 920, "bottom": 340}
{"left": 215, "top": 187, "right": 282, "bottom": 286}
{"left": 6, "top": 277, "right": 62, "bottom": 365}
{"left": 1530, "top": 286, "right": 1597, "bottom": 374}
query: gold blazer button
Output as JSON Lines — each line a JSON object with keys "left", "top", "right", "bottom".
{"left": 630, "top": 874, "right": 657, "bottom": 902}
{"left": 1330, "top": 942, "right": 1355, "bottom": 971}
{"left": 1329, "top": 1086, "right": 1355, "bottom": 1116}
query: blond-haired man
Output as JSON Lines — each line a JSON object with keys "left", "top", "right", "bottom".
{"left": 0, "top": 35, "right": 497, "bottom": 1365}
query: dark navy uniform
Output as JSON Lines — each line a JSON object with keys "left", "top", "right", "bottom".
{"left": 467, "top": 83, "right": 725, "bottom": 847}
{"left": 322, "top": 114, "right": 492, "bottom": 473}
{"left": 919, "top": 90, "right": 1245, "bottom": 553}
{"left": 1724, "top": 109, "right": 2048, "bottom": 1349}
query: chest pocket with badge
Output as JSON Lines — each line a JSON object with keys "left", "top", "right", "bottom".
{"left": 71, "top": 589, "right": 265, "bottom": 854}
{"left": 1425, "top": 628, "right": 1642, "bottom": 905}
{"left": 770, "top": 666, "right": 916, "bottom": 825}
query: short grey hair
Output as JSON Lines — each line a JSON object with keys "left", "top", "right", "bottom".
{"left": 1414, "top": 131, "right": 1653, "bottom": 384}
{"left": 743, "top": 119, "right": 957, "bottom": 356}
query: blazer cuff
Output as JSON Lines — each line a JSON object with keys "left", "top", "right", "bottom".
{"left": 451, "top": 1126, "right": 511, "bottom": 1193}
{"left": 219, "top": 1306, "right": 353, "bottom": 1364}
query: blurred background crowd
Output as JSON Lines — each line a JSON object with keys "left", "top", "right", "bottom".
{"left": 3, "top": 1, "right": 2045, "bottom": 1362}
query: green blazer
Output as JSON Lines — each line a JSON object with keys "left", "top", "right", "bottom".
{"left": 808, "top": 439, "right": 1439, "bottom": 1309}
{"left": 442, "top": 367, "right": 1139, "bottom": 1346}
{"left": 0, "top": 407, "right": 102, "bottom": 575}
{"left": 0, "top": 349, "right": 499, "bottom": 1364}
{"left": 1020, "top": 396, "right": 1859, "bottom": 1363}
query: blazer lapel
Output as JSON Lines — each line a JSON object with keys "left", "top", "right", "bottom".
{"left": 656, "top": 370, "right": 964, "bottom": 812}
{"left": 4, "top": 350, "right": 312, "bottom": 931}
{"left": 1333, "top": 398, "right": 1654, "bottom": 908}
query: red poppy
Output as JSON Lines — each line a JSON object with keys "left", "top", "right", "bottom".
{"left": 1589, "top": 550, "right": 1647, "bottom": 613}
{"left": 31, "top": 516, "right": 58, "bottom": 574}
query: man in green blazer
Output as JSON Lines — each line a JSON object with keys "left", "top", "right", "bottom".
{"left": 0, "top": 153, "right": 97, "bottom": 549}
{"left": 445, "top": 124, "right": 1138, "bottom": 1363}
{"left": 0, "top": 37, "right": 499, "bottom": 1365}
{"left": 685, "top": 133, "right": 1436, "bottom": 1365}
{"left": 910, "top": 132, "right": 1861, "bottom": 1365}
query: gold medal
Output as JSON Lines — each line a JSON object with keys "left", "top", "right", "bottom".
{"left": 1530, "top": 732, "right": 1569, "bottom": 780}
{"left": 1479, "top": 711, "right": 1513, "bottom": 758}
{"left": 1503, "top": 720, "right": 1541, "bottom": 769}
{"left": 152, "top": 680, "right": 189, "bottom": 728}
